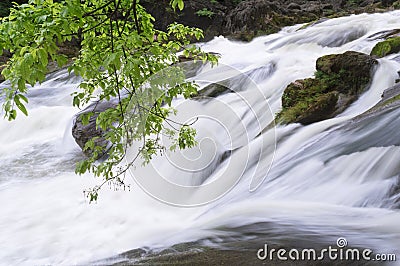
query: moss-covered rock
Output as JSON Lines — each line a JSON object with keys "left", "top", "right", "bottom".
{"left": 277, "top": 75, "right": 340, "bottom": 125}
{"left": 316, "top": 51, "right": 377, "bottom": 94}
{"left": 277, "top": 51, "right": 377, "bottom": 125}
{"left": 371, "top": 36, "right": 400, "bottom": 58}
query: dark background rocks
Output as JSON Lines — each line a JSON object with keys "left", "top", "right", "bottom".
{"left": 1, "top": 0, "right": 399, "bottom": 42}
{"left": 142, "top": 0, "right": 400, "bottom": 41}
{"left": 0, "top": 0, "right": 398, "bottom": 82}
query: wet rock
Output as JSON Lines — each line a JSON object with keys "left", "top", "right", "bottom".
{"left": 72, "top": 100, "right": 118, "bottom": 157}
{"left": 380, "top": 83, "right": 400, "bottom": 102}
{"left": 316, "top": 51, "right": 377, "bottom": 94}
{"left": 195, "top": 63, "right": 276, "bottom": 99}
{"left": 348, "top": 83, "right": 400, "bottom": 134}
{"left": 277, "top": 51, "right": 377, "bottom": 125}
{"left": 381, "top": 0, "right": 396, "bottom": 7}
{"left": 367, "top": 28, "right": 400, "bottom": 41}
{"left": 195, "top": 83, "right": 232, "bottom": 98}
{"left": 177, "top": 53, "right": 219, "bottom": 78}
{"left": 322, "top": 4, "right": 334, "bottom": 10}
{"left": 368, "top": 28, "right": 400, "bottom": 58}
{"left": 362, "top": 83, "right": 400, "bottom": 117}
{"left": 370, "top": 36, "right": 400, "bottom": 58}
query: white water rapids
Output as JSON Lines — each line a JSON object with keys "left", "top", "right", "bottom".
{"left": 1, "top": 11, "right": 400, "bottom": 265}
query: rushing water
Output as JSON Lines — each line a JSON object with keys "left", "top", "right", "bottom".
{"left": 1, "top": 11, "right": 400, "bottom": 265}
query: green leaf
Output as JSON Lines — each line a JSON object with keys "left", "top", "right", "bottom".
{"left": 80, "top": 112, "right": 93, "bottom": 126}
{"left": 17, "top": 79, "right": 26, "bottom": 92}
{"left": 177, "top": 0, "right": 184, "bottom": 10}
{"left": 14, "top": 94, "right": 28, "bottom": 116}
{"left": 18, "top": 94, "right": 29, "bottom": 104}
{"left": 38, "top": 48, "right": 48, "bottom": 66}
{"left": 9, "top": 109, "right": 17, "bottom": 121}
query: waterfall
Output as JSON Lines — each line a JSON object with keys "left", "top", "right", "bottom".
{"left": 1, "top": 11, "right": 400, "bottom": 265}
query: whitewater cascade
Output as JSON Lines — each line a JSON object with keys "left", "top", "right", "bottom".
{"left": 1, "top": 11, "right": 400, "bottom": 265}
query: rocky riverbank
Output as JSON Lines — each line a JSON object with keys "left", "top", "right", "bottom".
{"left": 1, "top": 0, "right": 399, "bottom": 82}
{"left": 142, "top": 0, "right": 400, "bottom": 41}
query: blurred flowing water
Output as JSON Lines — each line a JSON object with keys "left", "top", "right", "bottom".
{"left": 1, "top": 11, "right": 400, "bottom": 265}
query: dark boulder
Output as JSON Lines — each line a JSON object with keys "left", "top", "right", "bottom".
{"left": 72, "top": 100, "right": 118, "bottom": 157}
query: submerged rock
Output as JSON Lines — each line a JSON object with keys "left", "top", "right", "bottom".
{"left": 196, "top": 83, "right": 232, "bottom": 98}
{"left": 356, "top": 83, "right": 400, "bottom": 120}
{"left": 195, "top": 63, "right": 276, "bottom": 99}
{"left": 277, "top": 51, "right": 377, "bottom": 125}
{"left": 367, "top": 28, "right": 400, "bottom": 41}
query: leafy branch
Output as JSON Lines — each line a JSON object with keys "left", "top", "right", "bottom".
{"left": 0, "top": 0, "right": 219, "bottom": 202}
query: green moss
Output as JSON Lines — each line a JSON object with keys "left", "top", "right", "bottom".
{"left": 281, "top": 78, "right": 328, "bottom": 109}
{"left": 371, "top": 36, "right": 400, "bottom": 57}
{"left": 386, "top": 93, "right": 400, "bottom": 104}
{"left": 277, "top": 90, "right": 338, "bottom": 124}
{"left": 276, "top": 101, "right": 309, "bottom": 124}
{"left": 278, "top": 77, "right": 330, "bottom": 124}
{"left": 315, "top": 69, "right": 345, "bottom": 87}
